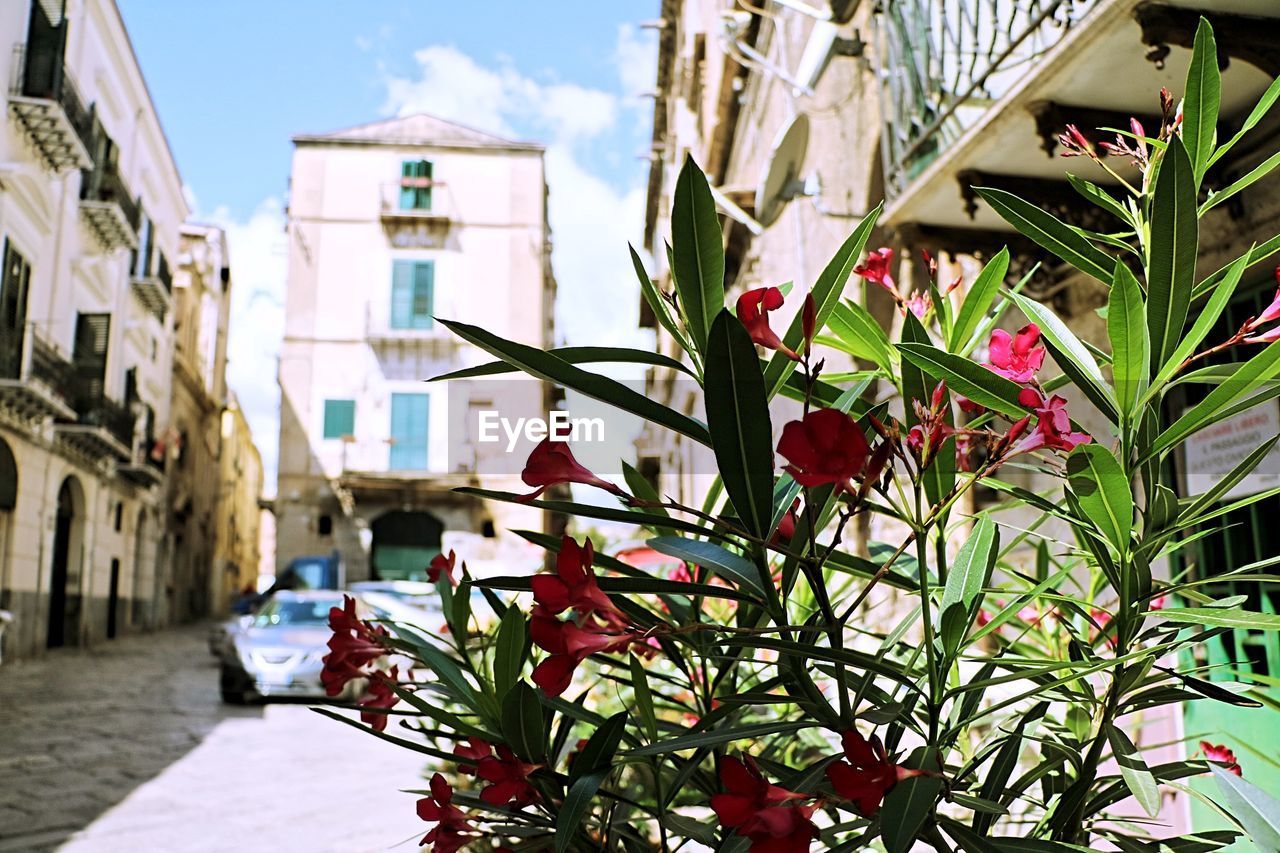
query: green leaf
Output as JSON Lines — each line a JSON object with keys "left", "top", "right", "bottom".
{"left": 570, "top": 710, "right": 627, "bottom": 783}
{"left": 1156, "top": 608, "right": 1280, "bottom": 631}
{"left": 431, "top": 345, "right": 695, "bottom": 381}
{"left": 938, "top": 515, "right": 999, "bottom": 655}
{"left": 880, "top": 748, "right": 943, "bottom": 853}
{"left": 500, "top": 681, "right": 547, "bottom": 762}
{"left": 493, "top": 605, "right": 527, "bottom": 700}
{"left": 829, "top": 299, "right": 893, "bottom": 371}
{"left": 437, "top": 318, "right": 711, "bottom": 446}
{"left": 671, "top": 155, "right": 725, "bottom": 351}
{"left": 1212, "top": 764, "right": 1280, "bottom": 851}
{"left": 1201, "top": 147, "right": 1280, "bottom": 216}
{"left": 1151, "top": 342, "right": 1280, "bottom": 457}
{"left": 1150, "top": 251, "right": 1248, "bottom": 393}
{"left": 1011, "top": 291, "right": 1119, "bottom": 424}
{"left": 629, "top": 720, "right": 814, "bottom": 756}
{"left": 556, "top": 769, "right": 610, "bottom": 853}
{"left": 1105, "top": 724, "right": 1161, "bottom": 817}
{"left": 762, "top": 203, "right": 882, "bottom": 398}
{"left": 1195, "top": 233, "right": 1280, "bottom": 300}
{"left": 950, "top": 247, "right": 1009, "bottom": 352}
{"left": 704, "top": 310, "right": 775, "bottom": 538}
{"left": 629, "top": 654, "right": 658, "bottom": 741}
{"left": 972, "top": 186, "right": 1113, "bottom": 283}
{"left": 1182, "top": 17, "right": 1220, "bottom": 181}
{"left": 1066, "top": 444, "right": 1133, "bottom": 554}
{"left": 647, "top": 535, "right": 766, "bottom": 597}
{"left": 631, "top": 243, "right": 697, "bottom": 361}
{"left": 1209, "top": 73, "right": 1280, "bottom": 168}
{"left": 1108, "top": 261, "right": 1149, "bottom": 418}
{"left": 900, "top": 313, "right": 953, "bottom": 507}
{"left": 896, "top": 343, "right": 1027, "bottom": 419}
{"left": 1066, "top": 174, "right": 1134, "bottom": 228}
{"left": 1147, "top": 135, "right": 1199, "bottom": 367}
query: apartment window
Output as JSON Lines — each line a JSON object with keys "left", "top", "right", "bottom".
{"left": 0, "top": 240, "right": 32, "bottom": 379}
{"left": 389, "top": 393, "right": 429, "bottom": 470}
{"left": 72, "top": 313, "right": 111, "bottom": 401}
{"left": 399, "top": 159, "right": 433, "bottom": 211}
{"left": 390, "top": 260, "right": 434, "bottom": 330}
{"left": 131, "top": 213, "right": 154, "bottom": 278}
{"left": 322, "top": 399, "right": 355, "bottom": 439}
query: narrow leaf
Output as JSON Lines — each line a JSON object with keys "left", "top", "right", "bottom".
{"left": 1066, "top": 444, "right": 1133, "bottom": 554}
{"left": 1147, "top": 135, "right": 1198, "bottom": 367}
{"left": 1106, "top": 724, "right": 1161, "bottom": 817}
{"left": 950, "top": 247, "right": 1009, "bottom": 352}
{"left": 1211, "top": 765, "right": 1280, "bottom": 850}
{"left": 1108, "top": 261, "right": 1148, "bottom": 417}
{"left": 647, "top": 535, "right": 766, "bottom": 597}
{"left": 1182, "top": 17, "right": 1221, "bottom": 181}
{"left": 500, "top": 681, "right": 547, "bottom": 762}
{"left": 897, "top": 343, "right": 1027, "bottom": 419}
{"left": 671, "top": 155, "right": 725, "bottom": 350}
{"left": 972, "top": 186, "right": 1114, "bottom": 283}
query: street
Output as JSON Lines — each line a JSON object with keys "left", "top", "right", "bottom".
{"left": 0, "top": 624, "right": 429, "bottom": 853}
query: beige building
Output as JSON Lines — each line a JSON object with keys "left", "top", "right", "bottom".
{"left": 0, "top": 0, "right": 189, "bottom": 658}
{"left": 216, "top": 395, "right": 263, "bottom": 604}
{"left": 277, "top": 114, "right": 556, "bottom": 583}
{"left": 640, "top": 0, "right": 1280, "bottom": 830}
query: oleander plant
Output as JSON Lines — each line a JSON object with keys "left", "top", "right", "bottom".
{"left": 319, "top": 20, "right": 1280, "bottom": 852}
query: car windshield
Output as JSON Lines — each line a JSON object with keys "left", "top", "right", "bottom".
{"left": 252, "top": 598, "right": 340, "bottom": 627}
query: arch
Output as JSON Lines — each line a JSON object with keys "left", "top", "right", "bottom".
{"left": 370, "top": 510, "right": 443, "bottom": 582}
{"left": 47, "top": 475, "right": 85, "bottom": 648}
{"left": 0, "top": 437, "right": 16, "bottom": 511}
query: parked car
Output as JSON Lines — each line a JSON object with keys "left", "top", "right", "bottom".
{"left": 348, "top": 580, "right": 440, "bottom": 612}
{"left": 208, "top": 614, "right": 251, "bottom": 659}
{"left": 219, "top": 590, "right": 366, "bottom": 704}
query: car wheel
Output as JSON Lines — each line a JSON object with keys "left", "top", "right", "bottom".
{"left": 220, "top": 664, "right": 250, "bottom": 705}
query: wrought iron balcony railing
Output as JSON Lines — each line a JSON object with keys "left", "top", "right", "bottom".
{"left": 70, "top": 386, "right": 135, "bottom": 452}
{"left": 8, "top": 42, "right": 96, "bottom": 171}
{"left": 0, "top": 324, "right": 76, "bottom": 421}
{"left": 873, "top": 0, "right": 1098, "bottom": 201}
{"left": 80, "top": 155, "right": 141, "bottom": 251}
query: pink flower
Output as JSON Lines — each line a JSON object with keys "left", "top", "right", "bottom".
{"left": 904, "top": 291, "right": 931, "bottom": 319}
{"left": 854, "top": 248, "right": 897, "bottom": 297}
{"left": 737, "top": 287, "right": 799, "bottom": 360}
{"left": 1007, "top": 392, "right": 1091, "bottom": 456}
{"left": 986, "top": 324, "right": 1046, "bottom": 383}
{"left": 518, "top": 438, "right": 626, "bottom": 502}
{"left": 428, "top": 550, "right": 457, "bottom": 586}
{"left": 1200, "top": 741, "right": 1243, "bottom": 776}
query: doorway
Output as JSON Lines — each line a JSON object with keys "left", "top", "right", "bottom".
{"left": 46, "top": 477, "right": 83, "bottom": 648}
{"left": 370, "top": 510, "right": 443, "bottom": 581}
{"left": 107, "top": 558, "right": 120, "bottom": 639}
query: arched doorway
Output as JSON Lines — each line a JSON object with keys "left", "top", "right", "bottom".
{"left": 0, "top": 438, "right": 17, "bottom": 626}
{"left": 370, "top": 510, "right": 443, "bottom": 582}
{"left": 47, "top": 476, "right": 84, "bottom": 648}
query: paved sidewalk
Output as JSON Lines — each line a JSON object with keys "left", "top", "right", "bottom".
{"left": 0, "top": 623, "right": 429, "bottom": 852}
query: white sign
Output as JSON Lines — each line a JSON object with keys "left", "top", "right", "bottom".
{"left": 1183, "top": 401, "right": 1280, "bottom": 501}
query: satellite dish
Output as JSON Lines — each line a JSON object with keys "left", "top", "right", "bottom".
{"left": 755, "top": 114, "right": 810, "bottom": 228}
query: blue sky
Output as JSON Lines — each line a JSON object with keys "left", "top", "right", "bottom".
{"left": 117, "top": 1, "right": 659, "bottom": 487}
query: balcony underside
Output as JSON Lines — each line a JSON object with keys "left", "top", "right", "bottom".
{"left": 116, "top": 463, "right": 164, "bottom": 489}
{"left": 7, "top": 96, "right": 92, "bottom": 172}
{"left": 334, "top": 471, "right": 478, "bottom": 507}
{"left": 882, "top": 0, "right": 1280, "bottom": 240}
{"left": 380, "top": 216, "right": 451, "bottom": 249}
{"left": 0, "top": 378, "right": 75, "bottom": 423}
{"left": 54, "top": 424, "right": 131, "bottom": 463}
{"left": 131, "top": 277, "right": 170, "bottom": 320}
{"left": 80, "top": 201, "right": 139, "bottom": 252}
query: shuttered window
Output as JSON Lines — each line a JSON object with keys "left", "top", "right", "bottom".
{"left": 390, "top": 260, "right": 434, "bottom": 330}
{"left": 0, "top": 240, "right": 32, "bottom": 379}
{"left": 389, "top": 393, "right": 429, "bottom": 470}
{"left": 322, "top": 399, "right": 355, "bottom": 439}
{"left": 399, "top": 160, "right": 433, "bottom": 211}
{"left": 72, "top": 313, "right": 110, "bottom": 401}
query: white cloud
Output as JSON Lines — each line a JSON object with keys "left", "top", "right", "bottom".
{"left": 205, "top": 197, "right": 287, "bottom": 493}
{"left": 615, "top": 23, "right": 658, "bottom": 100}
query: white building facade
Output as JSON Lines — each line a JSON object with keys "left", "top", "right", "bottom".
{"left": 0, "top": 0, "right": 190, "bottom": 659}
{"left": 277, "top": 115, "right": 556, "bottom": 583}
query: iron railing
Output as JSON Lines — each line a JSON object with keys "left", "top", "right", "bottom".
{"left": 72, "top": 387, "right": 135, "bottom": 450}
{"left": 9, "top": 43, "right": 97, "bottom": 160}
{"left": 873, "top": 0, "right": 1098, "bottom": 200}
{"left": 80, "top": 156, "right": 141, "bottom": 234}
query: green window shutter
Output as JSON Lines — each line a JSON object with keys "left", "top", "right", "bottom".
{"left": 322, "top": 399, "right": 355, "bottom": 439}
{"left": 399, "top": 159, "right": 433, "bottom": 211}
{"left": 390, "top": 260, "right": 414, "bottom": 329}
{"left": 411, "top": 261, "right": 434, "bottom": 329}
{"left": 389, "top": 393, "right": 429, "bottom": 469}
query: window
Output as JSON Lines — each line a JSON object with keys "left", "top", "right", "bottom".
{"left": 131, "top": 213, "right": 154, "bottom": 278}
{"left": 322, "top": 399, "right": 355, "bottom": 439}
{"left": 390, "top": 260, "right": 434, "bottom": 330}
{"left": 390, "top": 393, "right": 429, "bottom": 470}
{"left": 0, "top": 240, "right": 32, "bottom": 379}
{"left": 399, "top": 159, "right": 433, "bottom": 211}
{"left": 72, "top": 313, "right": 111, "bottom": 401}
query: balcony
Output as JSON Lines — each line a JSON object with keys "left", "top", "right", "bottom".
{"left": 80, "top": 160, "right": 140, "bottom": 252}
{"left": 131, "top": 252, "right": 172, "bottom": 320}
{"left": 7, "top": 38, "right": 94, "bottom": 172}
{"left": 364, "top": 302, "right": 457, "bottom": 355}
{"left": 379, "top": 180, "right": 453, "bottom": 249}
{"left": 116, "top": 436, "right": 165, "bottom": 489}
{"left": 0, "top": 325, "right": 76, "bottom": 423}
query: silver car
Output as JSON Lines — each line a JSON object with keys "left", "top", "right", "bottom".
{"left": 219, "top": 590, "right": 367, "bottom": 704}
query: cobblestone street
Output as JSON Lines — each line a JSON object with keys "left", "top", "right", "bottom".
{"left": 0, "top": 623, "right": 430, "bottom": 852}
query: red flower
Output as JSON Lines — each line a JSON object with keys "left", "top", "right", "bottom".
{"left": 529, "top": 612, "right": 634, "bottom": 697}
{"left": 985, "top": 324, "right": 1046, "bottom": 383}
{"left": 773, "top": 498, "right": 801, "bottom": 544}
{"left": 712, "top": 756, "right": 818, "bottom": 852}
{"left": 957, "top": 395, "right": 985, "bottom": 415}
{"left": 1008, "top": 392, "right": 1091, "bottom": 456}
{"left": 417, "top": 774, "right": 474, "bottom": 853}
{"left": 428, "top": 550, "right": 457, "bottom": 586}
{"left": 322, "top": 595, "right": 390, "bottom": 696}
{"left": 359, "top": 667, "right": 401, "bottom": 732}
{"left": 1201, "top": 741, "right": 1243, "bottom": 776}
{"left": 531, "top": 536, "right": 623, "bottom": 625}
{"left": 826, "top": 730, "right": 924, "bottom": 816}
{"left": 801, "top": 293, "right": 817, "bottom": 351}
{"left": 454, "top": 737, "right": 492, "bottom": 775}
{"left": 518, "top": 438, "right": 626, "bottom": 502}
{"left": 777, "top": 408, "right": 871, "bottom": 491}
{"left": 738, "top": 287, "right": 799, "bottom": 360}
{"left": 854, "top": 248, "right": 897, "bottom": 297}
{"left": 476, "top": 745, "right": 539, "bottom": 806}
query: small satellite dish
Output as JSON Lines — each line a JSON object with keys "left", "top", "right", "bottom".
{"left": 755, "top": 114, "right": 810, "bottom": 229}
